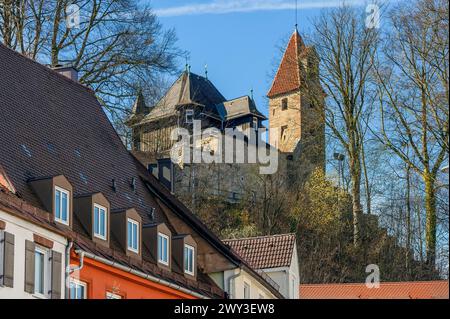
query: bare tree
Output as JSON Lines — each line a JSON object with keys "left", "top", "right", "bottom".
{"left": 308, "top": 5, "right": 379, "bottom": 246}
{"left": 373, "top": 0, "right": 449, "bottom": 267}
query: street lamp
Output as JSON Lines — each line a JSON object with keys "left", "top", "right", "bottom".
{"left": 334, "top": 152, "right": 345, "bottom": 189}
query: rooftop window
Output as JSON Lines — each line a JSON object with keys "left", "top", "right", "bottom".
{"left": 94, "top": 204, "right": 107, "bottom": 240}
{"left": 127, "top": 218, "right": 139, "bottom": 253}
{"left": 158, "top": 233, "right": 169, "bottom": 266}
{"left": 55, "top": 186, "right": 69, "bottom": 225}
{"left": 184, "top": 244, "right": 195, "bottom": 276}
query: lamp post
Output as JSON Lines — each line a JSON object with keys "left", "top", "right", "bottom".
{"left": 334, "top": 152, "right": 345, "bottom": 189}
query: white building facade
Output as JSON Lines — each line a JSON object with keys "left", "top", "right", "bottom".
{"left": 0, "top": 190, "right": 68, "bottom": 299}
{"left": 224, "top": 234, "right": 299, "bottom": 299}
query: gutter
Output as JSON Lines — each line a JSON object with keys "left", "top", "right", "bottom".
{"left": 227, "top": 268, "right": 242, "bottom": 299}
{"left": 75, "top": 249, "right": 210, "bottom": 300}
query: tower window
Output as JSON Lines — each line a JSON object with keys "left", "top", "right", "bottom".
{"left": 281, "top": 98, "right": 288, "bottom": 110}
{"left": 281, "top": 125, "right": 288, "bottom": 141}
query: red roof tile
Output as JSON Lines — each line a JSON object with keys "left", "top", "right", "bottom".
{"left": 224, "top": 234, "right": 296, "bottom": 269}
{"left": 300, "top": 281, "right": 449, "bottom": 299}
{"left": 267, "top": 30, "right": 306, "bottom": 98}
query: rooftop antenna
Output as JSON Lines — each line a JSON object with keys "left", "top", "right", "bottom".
{"left": 204, "top": 64, "right": 208, "bottom": 80}
{"left": 295, "top": 0, "right": 298, "bottom": 30}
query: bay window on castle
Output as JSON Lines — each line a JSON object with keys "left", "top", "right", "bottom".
{"left": 54, "top": 186, "right": 69, "bottom": 225}
{"left": 127, "top": 218, "right": 139, "bottom": 253}
{"left": 93, "top": 204, "right": 107, "bottom": 240}
{"left": 184, "top": 244, "right": 194, "bottom": 275}
{"left": 158, "top": 233, "right": 169, "bottom": 265}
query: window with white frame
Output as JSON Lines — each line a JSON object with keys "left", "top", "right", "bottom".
{"left": 106, "top": 292, "right": 122, "bottom": 299}
{"left": 34, "top": 246, "right": 48, "bottom": 297}
{"left": 157, "top": 233, "right": 169, "bottom": 265}
{"left": 54, "top": 186, "right": 69, "bottom": 225}
{"left": 127, "top": 219, "right": 139, "bottom": 253}
{"left": 185, "top": 109, "right": 194, "bottom": 124}
{"left": 69, "top": 279, "right": 87, "bottom": 299}
{"left": 93, "top": 204, "right": 107, "bottom": 240}
{"left": 184, "top": 244, "right": 194, "bottom": 275}
{"left": 244, "top": 282, "right": 251, "bottom": 299}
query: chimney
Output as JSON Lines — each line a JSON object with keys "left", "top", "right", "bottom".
{"left": 52, "top": 64, "right": 79, "bottom": 82}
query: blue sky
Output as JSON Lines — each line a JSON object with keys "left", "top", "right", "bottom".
{"left": 143, "top": 1, "right": 373, "bottom": 118}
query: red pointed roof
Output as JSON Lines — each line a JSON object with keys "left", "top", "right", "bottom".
{"left": 268, "top": 29, "right": 306, "bottom": 98}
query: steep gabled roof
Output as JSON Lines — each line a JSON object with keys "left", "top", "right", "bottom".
{"left": 224, "top": 234, "right": 296, "bottom": 269}
{"left": 139, "top": 71, "right": 226, "bottom": 124}
{"left": 267, "top": 29, "right": 306, "bottom": 98}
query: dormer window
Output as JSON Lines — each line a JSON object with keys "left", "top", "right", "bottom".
{"left": 185, "top": 109, "right": 194, "bottom": 124}
{"left": 54, "top": 186, "right": 69, "bottom": 225}
{"left": 158, "top": 233, "right": 169, "bottom": 265}
{"left": 184, "top": 244, "right": 195, "bottom": 276}
{"left": 93, "top": 204, "right": 107, "bottom": 240}
{"left": 127, "top": 218, "right": 139, "bottom": 253}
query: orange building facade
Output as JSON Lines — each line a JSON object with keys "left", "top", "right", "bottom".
{"left": 70, "top": 253, "right": 197, "bottom": 299}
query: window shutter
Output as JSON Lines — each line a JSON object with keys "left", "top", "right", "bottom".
{"left": 3, "top": 232, "right": 15, "bottom": 287}
{"left": 24, "top": 240, "right": 35, "bottom": 293}
{"left": 50, "top": 251, "right": 62, "bottom": 299}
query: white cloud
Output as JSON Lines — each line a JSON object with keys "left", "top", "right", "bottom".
{"left": 154, "top": 0, "right": 369, "bottom": 17}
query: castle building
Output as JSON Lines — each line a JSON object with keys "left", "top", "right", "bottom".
{"left": 126, "top": 28, "right": 325, "bottom": 201}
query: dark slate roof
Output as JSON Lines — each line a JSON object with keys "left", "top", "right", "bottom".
{"left": 223, "top": 234, "right": 296, "bottom": 269}
{"left": 0, "top": 45, "right": 167, "bottom": 227}
{"left": 216, "top": 96, "right": 267, "bottom": 121}
{"left": 136, "top": 71, "right": 226, "bottom": 123}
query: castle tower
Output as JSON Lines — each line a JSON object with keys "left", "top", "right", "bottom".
{"left": 268, "top": 28, "right": 325, "bottom": 173}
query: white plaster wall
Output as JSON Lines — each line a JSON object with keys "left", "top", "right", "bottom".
{"left": 224, "top": 268, "right": 278, "bottom": 299}
{"left": 0, "top": 210, "right": 67, "bottom": 299}
{"left": 262, "top": 243, "right": 300, "bottom": 299}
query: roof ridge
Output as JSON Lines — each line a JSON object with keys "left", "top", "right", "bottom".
{"left": 223, "top": 233, "right": 296, "bottom": 242}
{"left": 300, "top": 280, "right": 450, "bottom": 288}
